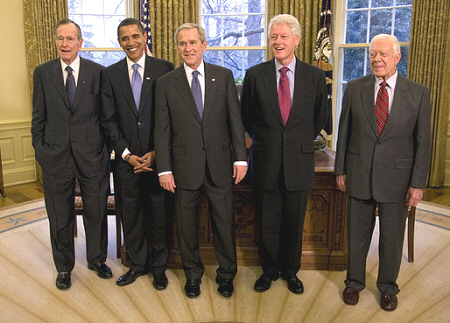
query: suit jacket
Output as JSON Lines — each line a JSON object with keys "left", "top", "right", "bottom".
{"left": 31, "top": 57, "right": 108, "bottom": 175}
{"left": 100, "top": 55, "right": 174, "bottom": 159}
{"left": 155, "top": 63, "right": 247, "bottom": 189}
{"left": 240, "top": 58, "right": 328, "bottom": 191}
{"left": 335, "top": 74, "right": 431, "bottom": 203}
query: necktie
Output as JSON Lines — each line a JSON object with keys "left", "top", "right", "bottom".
{"left": 132, "top": 63, "right": 142, "bottom": 109}
{"left": 65, "top": 66, "right": 76, "bottom": 110}
{"left": 375, "top": 81, "right": 389, "bottom": 135}
{"left": 278, "top": 67, "right": 291, "bottom": 124}
{"left": 191, "top": 70, "right": 203, "bottom": 119}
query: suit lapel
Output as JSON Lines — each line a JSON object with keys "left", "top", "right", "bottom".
{"left": 50, "top": 60, "right": 70, "bottom": 111}
{"left": 263, "top": 59, "right": 284, "bottom": 126}
{"left": 380, "top": 76, "right": 409, "bottom": 137}
{"left": 288, "top": 58, "right": 309, "bottom": 127}
{"left": 173, "top": 66, "right": 202, "bottom": 123}
{"left": 72, "top": 58, "right": 90, "bottom": 111}
{"left": 117, "top": 58, "right": 139, "bottom": 116}
{"left": 203, "top": 63, "right": 216, "bottom": 123}
{"left": 138, "top": 55, "right": 155, "bottom": 113}
{"left": 360, "top": 76, "right": 378, "bottom": 137}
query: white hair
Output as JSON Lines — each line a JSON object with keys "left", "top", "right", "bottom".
{"left": 370, "top": 34, "right": 401, "bottom": 55}
{"left": 268, "top": 14, "right": 302, "bottom": 39}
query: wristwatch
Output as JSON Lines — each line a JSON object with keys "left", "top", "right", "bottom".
{"left": 125, "top": 153, "right": 131, "bottom": 162}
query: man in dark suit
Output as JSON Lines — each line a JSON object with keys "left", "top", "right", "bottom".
{"left": 31, "top": 19, "right": 112, "bottom": 290}
{"left": 155, "top": 23, "right": 247, "bottom": 298}
{"left": 101, "top": 18, "right": 174, "bottom": 288}
{"left": 335, "top": 34, "right": 431, "bottom": 311}
{"left": 240, "top": 14, "right": 328, "bottom": 294}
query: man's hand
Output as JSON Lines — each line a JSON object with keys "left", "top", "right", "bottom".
{"left": 131, "top": 151, "right": 155, "bottom": 173}
{"left": 159, "top": 173, "right": 176, "bottom": 193}
{"left": 336, "top": 174, "right": 347, "bottom": 192}
{"left": 233, "top": 165, "right": 248, "bottom": 184}
{"left": 406, "top": 187, "right": 423, "bottom": 207}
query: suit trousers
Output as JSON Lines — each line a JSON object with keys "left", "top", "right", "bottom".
{"left": 256, "top": 187, "right": 309, "bottom": 278}
{"left": 175, "top": 170, "right": 237, "bottom": 281}
{"left": 114, "top": 160, "right": 170, "bottom": 273}
{"left": 42, "top": 154, "right": 109, "bottom": 272}
{"left": 345, "top": 196, "right": 407, "bottom": 294}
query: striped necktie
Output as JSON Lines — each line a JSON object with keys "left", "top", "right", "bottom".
{"left": 375, "top": 81, "right": 389, "bottom": 135}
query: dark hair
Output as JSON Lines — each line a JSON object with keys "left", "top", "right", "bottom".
{"left": 117, "top": 18, "right": 144, "bottom": 37}
{"left": 55, "top": 18, "right": 82, "bottom": 39}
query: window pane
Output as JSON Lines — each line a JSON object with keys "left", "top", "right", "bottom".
{"left": 104, "top": 15, "right": 123, "bottom": 47}
{"left": 244, "top": 49, "right": 265, "bottom": 70}
{"left": 81, "top": 0, "right": 103, "bottom": 15}
{"left": 202, "top": 0, "right": 221, "bottom": 14}
{"left": 68, "top": 0, "right": 81, "bottom": 14}
{"left": 223, "top": 50, "right": 244, "bottom": 80}
{"left": 398, "top": 46, "right": 409, "bottom": 77}
{"left": 223, "top": 16, "right": 244, "bottom": 46}
{"left": 394, "top": 7, "right": 412, "bottom": 42}
{"left": 347, "top": 0, "right": 369, "bottom": 9}
{"left": 224, "top": 0, "right": 243, "bottom": 14}
{"left": 204, "top": 50, "right": 223, "bottom": 67}
{"left": 79, "top": 51, "right": 106, "bottom": 65}
{"left": 80, "top": 15, "right": 105, "bottom": 47}
{"left": 203, "top": 16, "right": 223, "bottom": 47}
{"left": 371, "top": 0, "right": 393, "bottom": 7}
{"left": 369, "top": 9, "right": 392, "bottom": 40}
{"left": 396, "top": 0, "right": 412, "bottom": 5}
{"left": 104, "top": 0, "right": 125, "bottom": 15}
{"left": 245, "top": 0, "right": 265, "bottom": 13}
{"left": 242, "top": 15, "right": 265, "bottom": 46}
{"left": 343, "top": 48, "right": 366, "bottom": 81}
{"left": 346, "top": 10, "right": 368, "bottom": 43}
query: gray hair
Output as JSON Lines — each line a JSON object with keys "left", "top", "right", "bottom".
{"left": 174, "top": 23, "right": 207, "bottom": 44}
{"left": 370, "top": 34, "right": 401, "bottom": 55}
{"left": 268, "top": 14, "right": 302, "bottom": 39}
{"left": 55, "top": 18, "right": 82, "bottom": 40}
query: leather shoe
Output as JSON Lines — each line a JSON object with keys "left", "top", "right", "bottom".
{"left": 254, "top": 274, "right": 277, "bottom": 292}
{"left": 380, "top": 292, "right": 398, "bottom": 311}
{"left": 116, "top": 269, "right": 143, "bottom": 286}
{"left": 343, "top": 287, "right": 359, "bottom": 305}
{"left": 88, "top": 262, "right": 112, "bottom": 279}
{"left": 216, "top": 276, "right": 234, "bottom": 298}
{"left": 153, "top": 272, "right": 168, "bottom": 290}
{"left": 281, "top": 274, "right": 304, "bottom": 294}
{"left": 56, "top": 272, "right": 71, "bottom": 290}
{"left": 184, "top": 279, "right": 201, "bottom": 298}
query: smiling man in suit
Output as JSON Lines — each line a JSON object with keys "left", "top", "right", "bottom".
{"left": 240, "top": 14, "right": 328, "bottom": 294}
{"left": 32, "top": 19, "right": 112, "bottom": 290}
{"left": 101, "top": 18, "right": 174, "bottom": 288}
{"left": 155, "top": 23, "right": 247, "bottom": 298}
{"left": 335, "top": 34, "right": 431, "bottom": 311}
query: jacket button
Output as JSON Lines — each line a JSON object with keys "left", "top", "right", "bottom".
{"left": 137, "top": 121, "right": 142, "bottom": 126}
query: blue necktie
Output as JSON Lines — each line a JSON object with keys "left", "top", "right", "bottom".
{"left": 65, "top": 66, "right": 76, "bottom": 111}
{"left": 191, "top": 70, "right": 203, "bottom": 119}
{"left": 132, "top": 63, "right": 142, "bottom": 109}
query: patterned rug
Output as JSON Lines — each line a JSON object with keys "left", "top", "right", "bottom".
{"left": 1, "top": 199, "right": 449, "bottom": 236}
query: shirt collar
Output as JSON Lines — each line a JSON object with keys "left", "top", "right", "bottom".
{"left": 375, "top": 71, "right": 398, "bottom": 90}
{"left": 183, "top": 61, "right": 205, "bottom": 78}
{"left": 61, "top": 55, "right": 80, "bottom": 73}
{"left": 126, "top": 54, "right": 146, "bottom": 71}
{"left": 275, "top": 56, "right": 296, "bottom": 73}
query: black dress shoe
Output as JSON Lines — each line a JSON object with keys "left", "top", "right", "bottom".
{"left": 380, "top": 292, "right": 398, "bottom": 311}
{"left": 216, "top": 276, "right": 234, "bottom": 298}
{"left": 153, "top": 272, "right": 168, "bottom": 290}
{"left": 88, "top": 262, "right": 113, "bottom": 279}
{"left": 343, "top": 287, "right": 360, "bottom": 305}
{"left": 281, "top": 274, "right": 304, "bottom": 294}
{"left": 56, "top": 272, "right": 71, "bottom": 290}
{"left": 254, "top": 274, "right": 276, "bottom": 292}
{"left": 116, "top": 269, "right": 143, "bottom": 286}
{"left": 184, "top": 279, "right": 201, "bottom": 298}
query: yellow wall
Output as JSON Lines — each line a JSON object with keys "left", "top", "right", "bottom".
{"left": 0, "top": 0, "right": 36, "bottom": 186}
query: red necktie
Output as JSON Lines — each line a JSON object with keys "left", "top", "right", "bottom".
{"left": 375, "top": 81, "right": 389, "bottom": 135}
{"left": 278, "top": 67, "right": 291, "bottom": 124}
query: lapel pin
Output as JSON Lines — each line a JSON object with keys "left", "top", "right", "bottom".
{"left": 212, "top": 79, "right": 215, "bottom": 82}
{"left": 146, "top": 77, "right": 151, "bottom": 80}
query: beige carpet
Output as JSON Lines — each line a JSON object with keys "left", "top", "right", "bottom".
{"left": 0, "top": 200, "right": 449, "bottom": 322}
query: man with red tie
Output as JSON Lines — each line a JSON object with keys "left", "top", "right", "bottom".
{"left": 335, "top": 34, "right": 431, "bottom": 311}
{"left": 240, "top": 14, "right": 328, "bottom": 294}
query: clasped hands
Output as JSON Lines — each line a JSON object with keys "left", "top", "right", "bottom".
{"left": 126, "top": 151, "right": 155, "bottom": 173}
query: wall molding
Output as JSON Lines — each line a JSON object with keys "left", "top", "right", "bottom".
{"left": 0, "top": 119, "right": 36, "bottom": 186}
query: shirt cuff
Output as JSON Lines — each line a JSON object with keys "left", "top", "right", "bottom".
{"left": 158, "top": 171, "right": 173, "bottom": 176}
{"left": 121, "top": 148, "right": 131, "bottom": 160}
{"left": 234, "top": 161, "right": 248, "bottom": 166}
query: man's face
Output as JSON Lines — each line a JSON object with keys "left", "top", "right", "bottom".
{"left": 56, "top": 23, "right": 83, "bottom": 65}
{"left": 118, "top": 24, "right": 147, "bottom": 62}
{"left": 269, "top": 23, "right": 300, "bottom": 66}
{"left": 176, "top": 28, "right": 207, "bottom": 70}
{"left": 369, "top": 38, "right": 401, "bottom": 80}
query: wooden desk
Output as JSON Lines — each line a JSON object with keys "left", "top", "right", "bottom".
{"left": 166, "top": 147, "right": 347, "bottom": 271}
